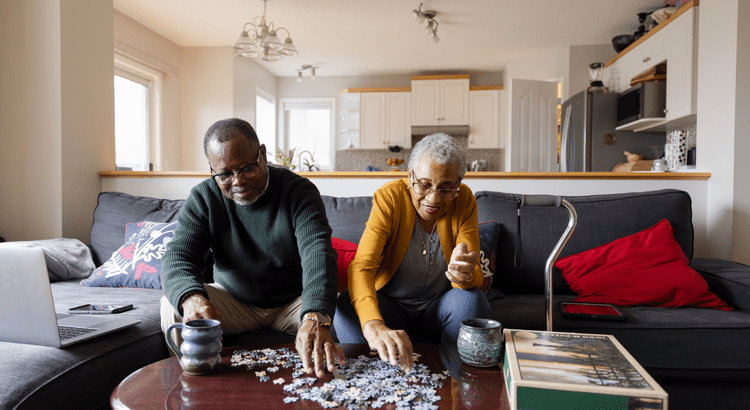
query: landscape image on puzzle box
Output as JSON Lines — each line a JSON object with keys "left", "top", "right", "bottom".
{"left": 510, "top": 330, "right": 653, "bottom": 390}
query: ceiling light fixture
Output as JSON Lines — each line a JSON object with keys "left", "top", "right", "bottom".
{"left": 412, "top": 3, "right": 440, "bottom": 43}
{"left": 296, "top": 65, "right": 318, "bottom": 82}
{"left": 234, "top": 0, "right": 298, "bottom": 62}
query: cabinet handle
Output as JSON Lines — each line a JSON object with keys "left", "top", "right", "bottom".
{"left": 643, "top": 56, "right": 651, "bottom": 63}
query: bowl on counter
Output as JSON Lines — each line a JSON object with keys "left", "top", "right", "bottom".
{"left": 612, "top": 34, "right": 636, "bottom": 53}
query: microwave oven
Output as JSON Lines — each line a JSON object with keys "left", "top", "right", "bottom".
{"left": 616, "top": 81, "right": 667, "bottom": 128}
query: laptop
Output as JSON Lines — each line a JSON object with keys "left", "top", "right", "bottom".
{"left": 0, "top": 245, "right": 141, "bottom": 347}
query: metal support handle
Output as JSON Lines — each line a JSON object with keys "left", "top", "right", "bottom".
{"left": 520, "top": 195, "right": 578, "bottom": 332}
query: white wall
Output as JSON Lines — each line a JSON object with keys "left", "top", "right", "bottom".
{"left": 568, "top": 45, "right": 617, "bottom": 98}
{"left": 0, "top": 0, "right": 113, "bottom": 243}
{"left": 232, "top": 55, "right": 277, "bottom": 132}
{"left": 0, "top": 0, "right": 63, "bottom": 241}
{"left": 732, "top": 0, "right": 750, "bottom": 264}
{"left": 114, "top": 10, "right": 183, "bottom": 171}
{"left": 696, "top": 0, "right": 739, "bottom": 260}
{"left": 180, "top": 47, "right": 235, "bottom": 171}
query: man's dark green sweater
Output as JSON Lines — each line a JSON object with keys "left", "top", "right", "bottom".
{"left": 162, "top": 166, "right": 338, "bottom": 319}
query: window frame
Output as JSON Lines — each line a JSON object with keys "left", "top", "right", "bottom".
{"left": 114, "top": 54, "right": 162, "bottom": 171}
{"left": 278, "top": 98, "right": 336, "bottom": 172}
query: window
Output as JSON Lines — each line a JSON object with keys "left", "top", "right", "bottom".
{"left": 256, "top": 88, "right": 276, "bottom": 158}
{"left": 279, "top": 98, "right": 336, "bottom": 171}
{"left": 114, "top": 56, "right": 161, "bottom": 171}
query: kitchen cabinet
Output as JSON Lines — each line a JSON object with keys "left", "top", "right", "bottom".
{"left": 339, "top": 93, "right": 360, "bottom": 149}
{"left": 386, "top": 92, "right": 411, "bottom": 148}
{"left": 633, "top": 28, "right": 668, "bottom": 77}
{"left": 605, "top": 2, "right": 698, "bottom": 130}
{"left": 468, "top": 90, "right": 500, "bottom": 148}
{"left": 340, "top": 91, "right": 411, "bottom": 149}
{"left": 411, "top": 77, "right": 470, "bottom": 126}
{"left": 665, "top": 6, "right": 697, "bottom": 124}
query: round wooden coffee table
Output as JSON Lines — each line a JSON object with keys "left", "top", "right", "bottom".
{"left": 111, "top": 343, "right": 508, "bottom": 410}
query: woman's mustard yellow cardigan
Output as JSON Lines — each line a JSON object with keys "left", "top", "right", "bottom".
{"left": 347, "top": 178, "right": 484, "bottom": 329}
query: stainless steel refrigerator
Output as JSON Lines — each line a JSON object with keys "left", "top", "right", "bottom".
{"left": 560, "top": 90, "right": 665, "bottom": 172}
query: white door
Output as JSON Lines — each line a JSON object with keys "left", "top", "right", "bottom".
{"left": 509, "top": 79, "right": 559, "bottom": 172}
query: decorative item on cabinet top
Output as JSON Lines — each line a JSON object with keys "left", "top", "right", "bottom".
{"left": 339, "top": 86, "right": 503, "bottom": 94}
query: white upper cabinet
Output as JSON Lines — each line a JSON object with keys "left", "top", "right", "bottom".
{"left": 469, "top": 90, "right": 500, "bottom": 148}
{"left": 665, "top": 7, "right": 698, "bottom": 123}
{"left": 359, "top": 92, "right": 386, "bottom": 149}
{"left": 386, "top": 92, "right": 411, "bottom": 148}
{"left": 411, "top": 78, "right": 470, "bottom": 126}
{"left": 634, "top": 28, "right": 668, "bottom": 76}
{"left": 345, "top": 91, "right": 411, "bottom": 149}
{"left": 605, "top": 3, "right": 699, "bottom": 129}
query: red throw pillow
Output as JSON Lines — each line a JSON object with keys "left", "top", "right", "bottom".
{"left": 555, "top": 219, "right": 732, "bottom": 310}
{"left": 331, "top": 237, "right": 358, "bottom": 292}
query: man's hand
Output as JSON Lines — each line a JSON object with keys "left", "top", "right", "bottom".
{"left": 296, "top": 320, "right": 346, "bottom": 377}
{"left": 445, "top": 243, "right": 477, "bottom": 287}
{"left": 362, "top": 320, "right": 413, "bottom": 372}
{"left": 180, "top": 293, "right": 222, "bottom": 323}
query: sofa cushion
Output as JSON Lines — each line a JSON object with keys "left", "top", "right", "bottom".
{"left": 332, "top": 236, "right": 358, "bottom": 292}
{"left": 475, "top": 189, "right": 694, "bottom": 296}
{"left": 3, "top": 239, "right": 95, "bottom": 282}
{"left": 90, "top": 192, "right": 184, "bottom": 267}
{"left": 321, "top": 196, "right": 373, "bottom": 244}
{"left": 556, "top": 219, "right": 731, "bottom": 310}
{"left": 81, "top": 221, "right": 177, "bottom": 289}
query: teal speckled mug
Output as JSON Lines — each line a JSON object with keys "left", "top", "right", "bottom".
{"left": 457, "top": 318, "right": 504, "bottom": 367}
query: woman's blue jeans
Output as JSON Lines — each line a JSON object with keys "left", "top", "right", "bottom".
{"left": 334, "top": 287, "right": 491, "bottom": 346}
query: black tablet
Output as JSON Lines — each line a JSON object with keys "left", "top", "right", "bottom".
{"left": 558, "top": 301, "right": 627, "bottom": 321}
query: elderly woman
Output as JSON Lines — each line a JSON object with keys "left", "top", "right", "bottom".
{"left": 334, "top": 133, "right": 490, "bottom": 371}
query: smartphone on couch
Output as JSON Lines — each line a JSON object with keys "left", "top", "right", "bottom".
{"left": 558, "top": 301, "right": 626, "bottom": 321}
{"left": 68, "top": 304, "right": 133, "bottom": 314}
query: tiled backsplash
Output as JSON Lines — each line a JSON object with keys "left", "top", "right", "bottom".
{"left": 334, "top": 135, "right": 502, "bottom": 172}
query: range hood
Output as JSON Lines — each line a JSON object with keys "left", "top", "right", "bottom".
{"left": 412, "top": 125, "right": 470, "bottom": 137}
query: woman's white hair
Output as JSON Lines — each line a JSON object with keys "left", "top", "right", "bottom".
{"left": 408, "top": 133, "right": 466, "bottom": 178}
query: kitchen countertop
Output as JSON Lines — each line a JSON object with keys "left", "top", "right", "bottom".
{"left": 98, "top": 171, "right": 710, "bottom": 180}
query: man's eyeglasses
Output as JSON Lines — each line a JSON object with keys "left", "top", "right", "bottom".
{"left": 410, "top": 170, "right": 460, "bottom": 200}
{"left": 211, "top": 147, "right": 262, "bottom": 184}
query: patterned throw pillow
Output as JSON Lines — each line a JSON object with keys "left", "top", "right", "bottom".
{"left": 81, "top": 221, "right": 177, "bottom": 289}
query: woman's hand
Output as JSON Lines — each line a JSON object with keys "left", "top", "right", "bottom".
{"left": 445, "top": 243, "right": 477, "bottom": 287}
{"left": 362, "top": 320, "right": 414, "bottom": 372}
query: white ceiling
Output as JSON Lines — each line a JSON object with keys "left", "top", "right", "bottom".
{"left": 113, "top": 0, "right": 666, "bottom": 78}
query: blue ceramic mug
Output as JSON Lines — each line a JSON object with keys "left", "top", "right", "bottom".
{"left": 457, "top": 318, "right": 504, "bottom": 367}
{"left": 166, "top": 319, "right": 223, "bottom": 375}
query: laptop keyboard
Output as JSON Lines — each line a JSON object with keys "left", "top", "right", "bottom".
{"left": 59, "top": 325, "right": 97, "bottom": 340}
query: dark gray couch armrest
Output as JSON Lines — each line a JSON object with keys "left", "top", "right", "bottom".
{"left": 691, "top": 258, "right": 750, "bottom": 311}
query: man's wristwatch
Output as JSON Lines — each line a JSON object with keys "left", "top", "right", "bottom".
{"left": 302, "top": 311, "right": 332, "bottom": 327}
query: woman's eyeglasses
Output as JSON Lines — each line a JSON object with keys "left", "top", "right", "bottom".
{"left": 211, "top": 147, "right": 262, "bottom": 184}
{"left": 410, "top": 170, "right": 459, "bottom": 200}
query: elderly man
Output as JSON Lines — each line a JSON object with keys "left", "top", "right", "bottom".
{"left": 161, "top": 118, "right": 343, "bottom": 376}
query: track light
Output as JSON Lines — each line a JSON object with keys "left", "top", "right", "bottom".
{"left": 412, "top": 3, "right": 439, "bottom": 43}
{"left": 295, "top": 65, "right": 319, "bottom": 82}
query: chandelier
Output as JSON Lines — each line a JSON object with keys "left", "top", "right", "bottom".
{"left": 233, "top": 0, "right": 298, "bottom": 62}
{"left": 412, "top": 3, "right": 440, "bottom": 43}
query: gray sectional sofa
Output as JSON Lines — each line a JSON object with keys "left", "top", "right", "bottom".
{"left": 1, "top": 188, "right": 749, "bottom": 410}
